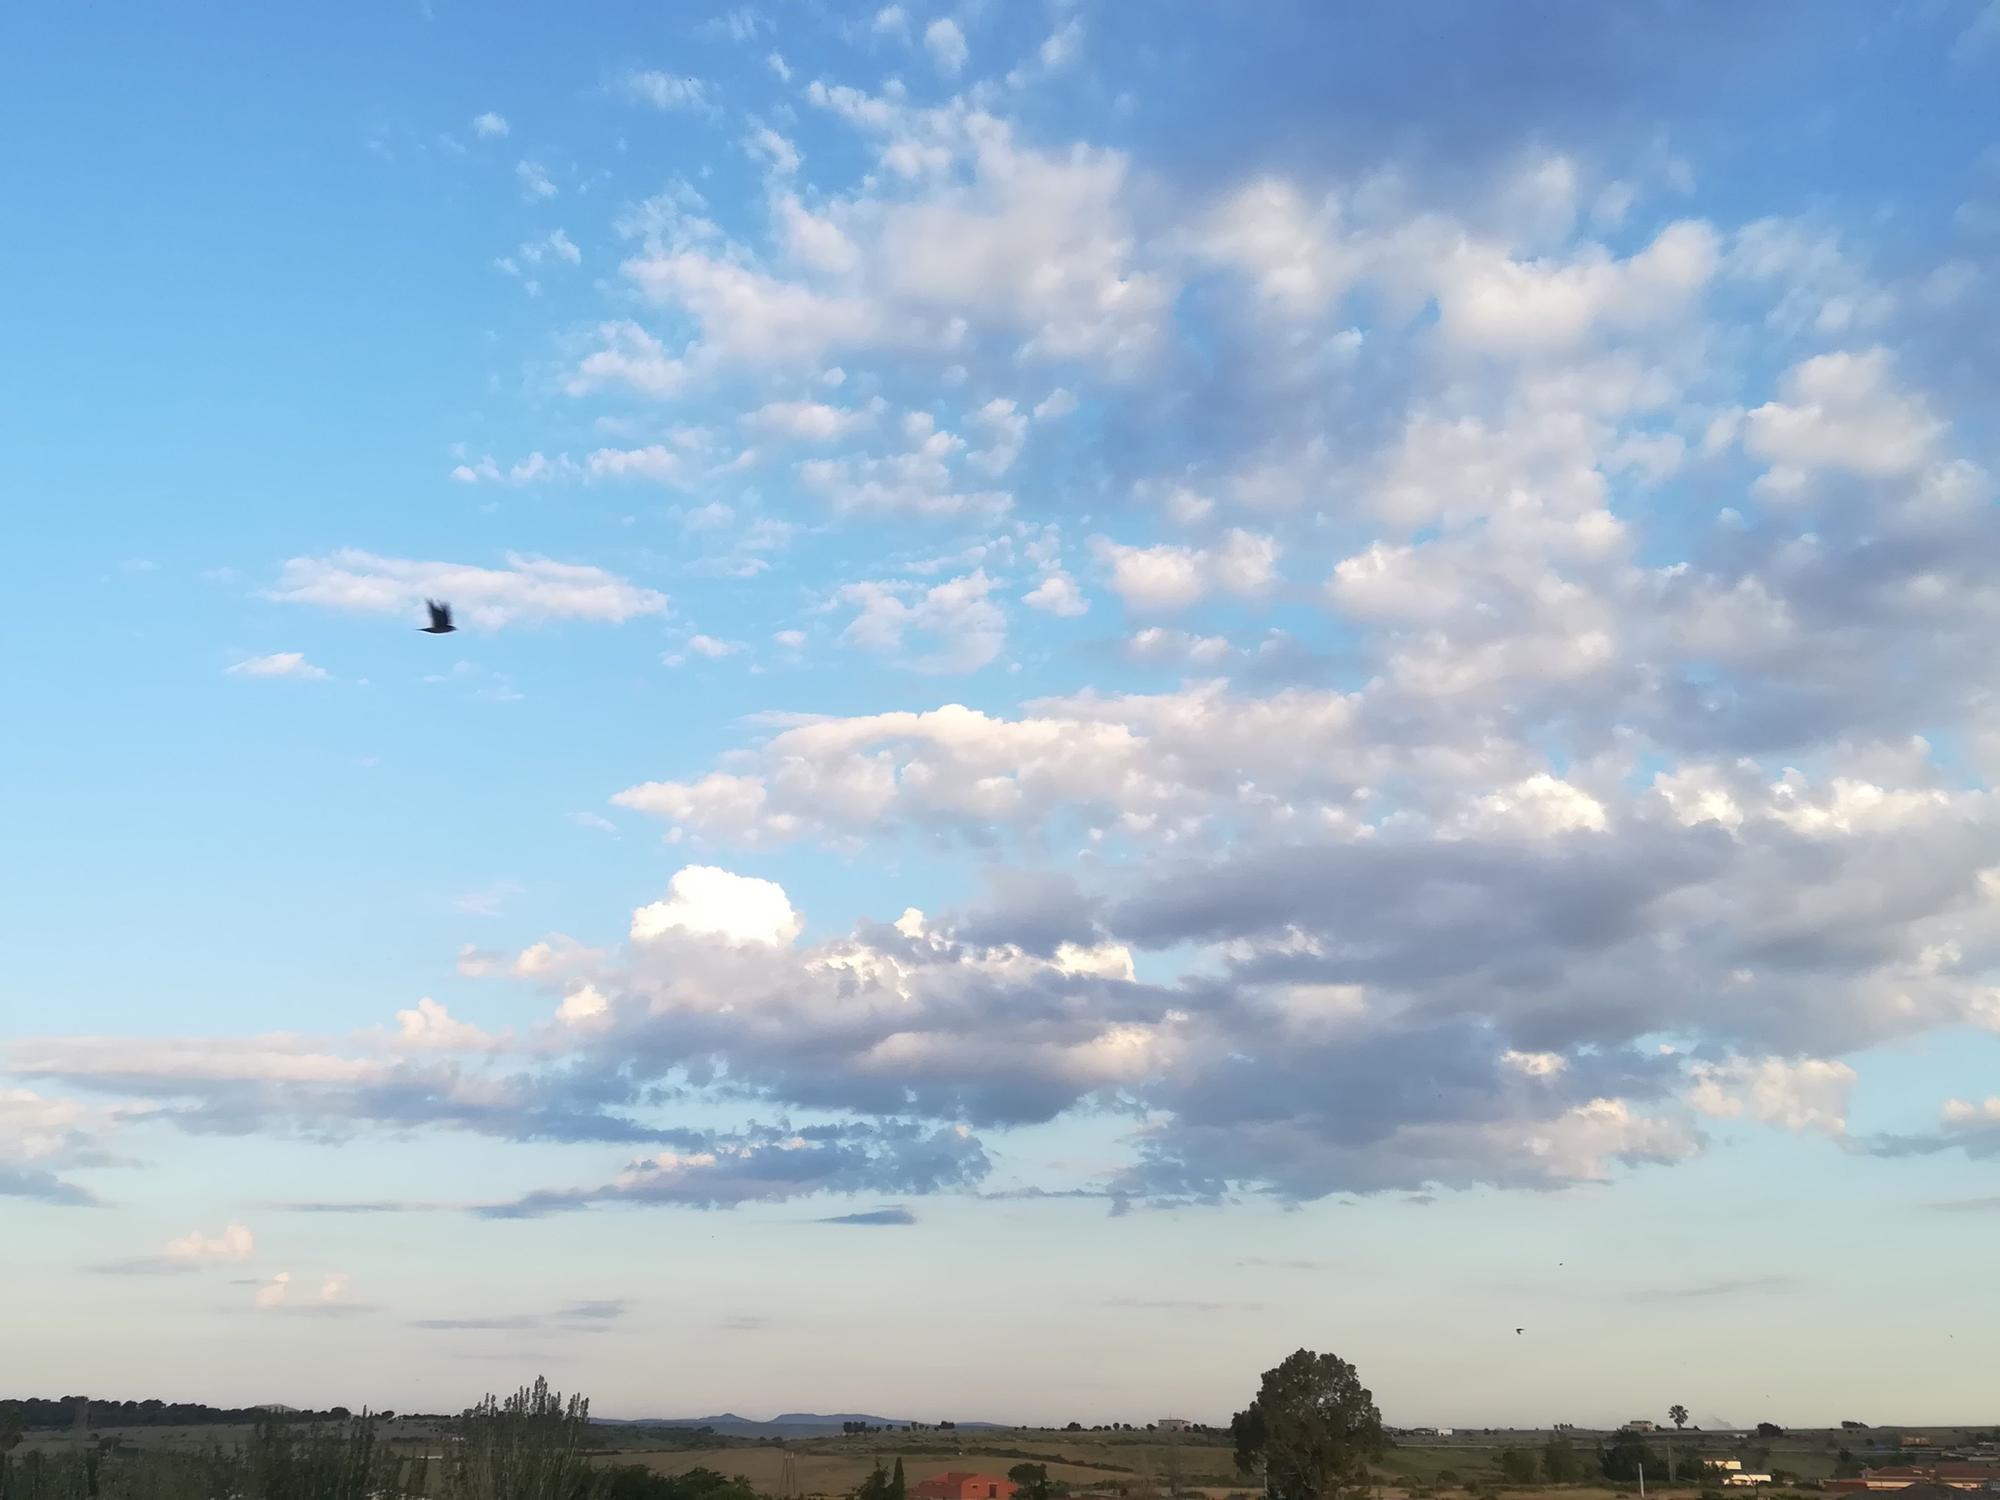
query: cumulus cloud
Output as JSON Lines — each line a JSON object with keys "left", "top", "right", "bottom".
{"left": 1744, "top": 348, "right": 1944, "bottom": 491}
{"left": 472, "top": 112, "right": 509, "bottom": 139}
{"left": 835, "top": 570, "right": 1006, "bottom": 672}
{"left": 269, "top": 549, "right": 666, "bottom": 629}
{"left": 923, "top": 18, "right": 968, "bottom": 76}
{"left": 630, "top": 866, "right": 802, "bottom": 948}
{"left": 1023, "top": 571, "right": 1088, "bottom": 617}
{"left": 18, "top": 55, "right": 2000, "bottom": 1219}
{"left": 1092, "top": 531, "right": 1280, "bottom": 613}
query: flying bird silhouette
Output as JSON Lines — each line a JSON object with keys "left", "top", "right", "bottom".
{"left": 420, "top": 600, "right": 457, "bottom": 635}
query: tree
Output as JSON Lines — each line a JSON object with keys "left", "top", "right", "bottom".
{"left": 1599, "top": 1434, "right": 1660, "bottom": 1483}
{"left": 1011, "top": 1465, "right": 1053, "bottom": 1500}
{"left": 1541, "top": 1438, "right": 1582, "bottom": 1484}
{"left": 856, "top": 1464, "right": 895, "bottom": 1500}
{"left": 1755, "top": 1424, "right": 1784, "bottom": 1439}
{"left": 1669, "top": 1408, "right": 1688, "bottom": 1433}
{"left": 0, "top": 1405, "right": 22, "bottom": 1455}
{"left": 1498, "top": 1449, "right": 1539, "bottom": 1485}
{"left": 891, "top": 1460, "right": 907, "bottom": 1500}
{"left": 1231, "top": 1349, "right": 1385, "bottom": 1500}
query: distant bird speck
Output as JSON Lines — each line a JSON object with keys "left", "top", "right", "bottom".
{"left": 420, "top": 600, "right": 457, "bottom": 634}
{"left": 1515, "top": 1327, "right": 1523, "bottom": 1334}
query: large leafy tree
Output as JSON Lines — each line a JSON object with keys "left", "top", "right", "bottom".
{"left": 1669, "top": 1407, "right": 1689, "bottom": 1432}
{"left": 1231, "top": 1350, "right": 1385, "bottom": 1500}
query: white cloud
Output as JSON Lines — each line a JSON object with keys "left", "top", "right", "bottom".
{"left": 630, "top": 866, "right": 802, "bottom": 947}
{"left": 1039, "top": 18, "right": 1084, "bottom": 70}
{"left": 568, "top": 321, "right": 689, "bottom": 400}
{"left": 620, "top": 70, "right": 709, "bottom": 112}
{"left": 745, "top": 124, "right": 802, "bottom": 176}
{"left": 838, "top": 570, "right": 1007, "bottom": 673}
{"left": 227, "top": 652, "right": 328, "bottom": 681}
{"left": 665, "top": 634, "right": 746, "bottom": 667}
{"left": 1033, "top": 387, "right": 1078, "bottom": 420}
{"left": 872, "top": 5, "right": 908, "bottom": 36}
{"left": 584, "top": 444, "right": 686, "bottom": 484}
{"left": 162, "top": 1222, "right": 254, "bottom": 1265}
{"left": 255, "top": 1272, "right": 291, "bottom": 1309}
{"left": 1092, "top": 530, "right": 1280, "bottom": 613}
{"left": 392, "top": 998, "right": 502, "bottom": 1053}
{"left": 269, "top": 549, "right": 667, "bottom": 629}
{"left": 1689, "top": 1057, "right": 1857, "bottom": 1138}
{"left": 924, "top": 18, "right": 968, "bottom": 75}
{"left": 515, "top": 160, "right": 557, "bottom": 201}
{"left": 1023, "top": 571, "right": 1088, "bottom": 617}
{"left": 745, "top": 399, "right": 871, "bottom": 442}
{"left": 1127, "top": 626, "right": 1233, "bottom": 667}
{"left": 1437, "top": 219, "right": 1720, "bottom": 354}
{"left": 472, "top": 112, "right": 509, "bottom": 139}
{"left": 1744, "top": 349, "right": 1944, "bottom": 487}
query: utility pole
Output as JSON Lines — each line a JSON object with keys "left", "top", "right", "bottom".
{"left": 1639, "top": 1461, "right": 1646, "bottom": 1500}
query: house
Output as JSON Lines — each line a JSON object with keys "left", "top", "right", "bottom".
{"left": 1823, "top": 1466, "right": 1997, "bottom": 1493}
{"left": 1723, "top": 1475, "right": 1771, "bottom": 1488}
{"left": 1624, "top": 1421, "right": 1658, "bottom": 1433}
{"left": 915, "top": 1475, "right": 1019, "bottom": 1500}
{"left": 1157, "top": 1419, "right": 1191, "bottom": 1432}
{"left": 1703, "top": 1459, "right": 1744, "bottom": 1472}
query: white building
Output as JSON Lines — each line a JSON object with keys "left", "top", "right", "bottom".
{"left": 1724, "top": 1475, "right": 1772, "bottom": 1488}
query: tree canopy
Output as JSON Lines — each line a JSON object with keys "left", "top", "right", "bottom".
{"left": 1231, "top": 1350, "right": 1385, "bottom": 1500}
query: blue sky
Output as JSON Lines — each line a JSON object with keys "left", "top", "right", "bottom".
{"left": 7, "top": 0, "right": 2000, "bottom": 1425}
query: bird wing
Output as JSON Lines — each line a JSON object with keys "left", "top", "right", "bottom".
{"left": 427, "top": 600, "right": 449, "bottom": 628}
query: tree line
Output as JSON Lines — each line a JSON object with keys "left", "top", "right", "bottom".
{"left": 0, "top": 1379, "right": 759, "bottom": 1500}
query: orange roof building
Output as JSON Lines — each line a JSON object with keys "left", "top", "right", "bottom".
{"left": 914, "top": 1475, "right": 1019, "bottom": 1500}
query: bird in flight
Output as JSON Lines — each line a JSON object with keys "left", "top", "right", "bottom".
{"left": 420, "top": 600, "right": 457, "bottom": 635}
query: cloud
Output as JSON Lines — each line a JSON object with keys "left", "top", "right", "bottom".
{"left": 1092, "top": 531, "right": 1280, "bottom": 613}
{"left": 744, "top": 124, "right": 801, "bottom": 176}
{"left": 1687, "top": 1056, "right": 1856, "bottom": 1137}
{"left": 1023, "top": 571, "right": 1088, "bottom": 618}
{"left": 1744, "top": 348, "right": 1944, "bottom": 491}
{"left": 924, "top": 18, "right": 968, "bottom": 76}
{"left": 163, "top": 1222, "right": 254, "bottom": 1264}
{"left": 0, "top": 1089, "right": 109, "bottom": 1206}
{"left": 817, "top": 1206, "right": 917, "bottom": 1226}
{"left": 1628, "top": 1275, "right": 1800, "bottom": 1301}
{"left": 0, "top": 1165, "right": 99, "bottom": 1206}
{"left": 481, "top": 1121, "right": 990, "bottom": 1216}
{"left": 664, "top": 633, "right": 745, "bottom": 667}
{"left": 227, "top": 652, "right": 328, "bottom": 681}
{"left": 412, "top": 1299, "right": 624, "bottom": 1333}
{"left": 745, "top": 399, "right": 872, "bottom": 442}
{"left": 516, "top": 160, "right": 557, "bottom": 201}
{"left": 472, "top": 112, "right": 509, "bottom": 139}
{"left": 835, "top": 569, "right": 1007, "bottom": 673}
{"left": 630, "top": 865, "right": 803, "bottom": 948}
{"left": 268, "top": 549, "right": 666, "bottom": 628}
{"left": 620, "top": 70, "right": 709, "bottom": 112}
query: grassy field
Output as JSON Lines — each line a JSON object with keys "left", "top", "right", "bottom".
{"left": 13, "top": 1414, "right": 1981, "bottom": 1500}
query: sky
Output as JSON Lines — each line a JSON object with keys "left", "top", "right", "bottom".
{"left": 5, "top": 0, "right": 2000, "bottom": 1429}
